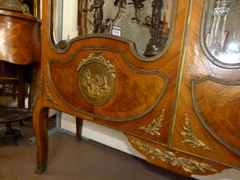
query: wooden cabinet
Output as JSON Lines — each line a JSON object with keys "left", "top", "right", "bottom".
{"left": 0, "top": 10, "right": 41, "bottom": 65}
{"left": 32, "top": 0, "right": 240, "bottom": 177}
{"left": 0, "top": 8, "right": 41, "bottom": 108}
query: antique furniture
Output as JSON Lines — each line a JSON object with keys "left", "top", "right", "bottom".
{"left": 0, "top": 106, "right": 32, "bottom": 145}
{"left": 32, "top": 0, "right": 240, "bottom": 178}
{"left": 0, "top": 2, "right": 41, "bottom": 109}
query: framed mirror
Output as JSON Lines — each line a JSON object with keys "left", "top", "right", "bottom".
{"left": 201, "top": 0, "right": 240, "bottom": 69}
{"left": 51, "top": 0, "right": 178, "bottom": 61}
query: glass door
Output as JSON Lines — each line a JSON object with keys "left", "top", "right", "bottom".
{"left": 51, "top": 0, "right": 178, "bottom": 60}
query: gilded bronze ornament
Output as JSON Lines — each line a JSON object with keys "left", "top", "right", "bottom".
{"left": 31, "top": 69, "right": 43, "bottom": 111}
{"left": 181, "top": 114, "right": 213, "bottom": 152}
{"left": 138, "top": 108, "right": 165, "bottom": 137}
{"left": 45, "top": 84, "right": 57, "bottom": 104}
{"left": 131, "top": 140, "right": 217, "bottom": 174}
{"left": 77, "top": 51, "right": 115, "bottom": 105}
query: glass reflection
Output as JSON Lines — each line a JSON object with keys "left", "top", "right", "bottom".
{"left": 81, "top": 0, "right": 173, "bottom": 56}
{"left": 52, "top": 0, "right": 175, "bottom": 59}
{"left": 204, "top": 0, "right": 240, "bottom": 65}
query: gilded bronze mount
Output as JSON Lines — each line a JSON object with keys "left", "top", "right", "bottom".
{"left": 77, "top": 51, "right": 115, "bottom": 105}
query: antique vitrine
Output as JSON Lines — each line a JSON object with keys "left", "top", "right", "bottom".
{"left": 32, "top": 0, "right": 240, "bottom": 178}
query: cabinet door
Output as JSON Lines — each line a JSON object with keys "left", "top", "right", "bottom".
{"left": 42, "top": 0, "right": 183, "bottom": 146}
{"left": 170, "top": 0, "right": 240, "bottom": 171}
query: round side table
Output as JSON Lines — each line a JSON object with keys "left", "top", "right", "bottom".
{"left": 0, "top": 106, "right": 32, "bottom": 145}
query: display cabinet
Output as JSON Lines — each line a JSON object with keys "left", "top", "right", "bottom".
{"left": 32, "top": 0, "right": 240, "bottom": 178}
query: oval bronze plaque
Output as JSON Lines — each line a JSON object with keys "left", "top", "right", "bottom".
{"left": 78, "top": 52, "right": 115, "bottom": 105}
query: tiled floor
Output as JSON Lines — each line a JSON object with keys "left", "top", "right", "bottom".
{"left": 0, "top": 115, "right": 196, "bottom": 180}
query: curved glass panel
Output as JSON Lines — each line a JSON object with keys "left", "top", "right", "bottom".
{"left": 201, "top": 0, "right": 240, "bottom": 68}
{"left": 51, "top": 0, "right": 177, "bottom": 60}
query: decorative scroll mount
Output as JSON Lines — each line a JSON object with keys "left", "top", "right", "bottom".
{"left": 138, "top": 108, "right": 165, "bottom": 137}
{"left": 181, "top": 114, "right": 213, "bottom": 152}
{"left": 131, "top": 140, "right": 217, "bottom": 174}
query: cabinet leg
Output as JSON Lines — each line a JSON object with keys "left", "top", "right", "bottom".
{"left": 76, "top": 117, "right": 83, "bottom": 141}
{"left": 35, "top": 163, "right": 47, "bottom": 174}
{"left": 32, "top": 107, "right": 49, "bottom": 174}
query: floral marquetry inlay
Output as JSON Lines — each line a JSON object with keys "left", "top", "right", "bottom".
{"left": 131, "top": 140, "right": 217, "bottom": 174}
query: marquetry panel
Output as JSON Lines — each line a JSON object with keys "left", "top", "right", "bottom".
{"left": 0, "top": 10, "right": 41, "bottom": 64}
{"left": 192, "top": 76, "right": 240, "bottom": 156}
{"left": 48, "top": 46, "right": 169, "bottom": 121}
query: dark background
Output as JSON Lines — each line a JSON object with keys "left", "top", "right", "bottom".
{"left": 23, "top": 0, "right": 35, "bottom": 15}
